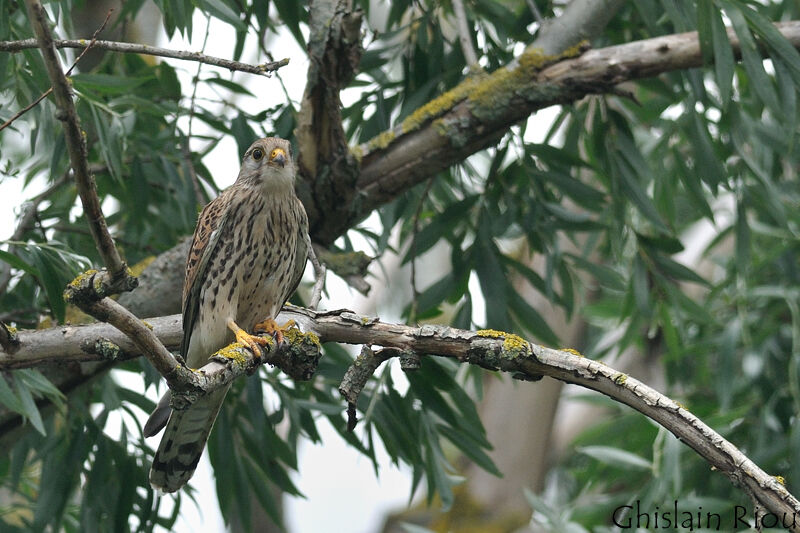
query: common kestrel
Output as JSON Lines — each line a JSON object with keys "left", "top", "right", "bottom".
{"left": 144, "top": 137, "right": 309, "bottom": 492}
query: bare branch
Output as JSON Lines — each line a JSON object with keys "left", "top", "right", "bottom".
{"left": 0, "top": 39, "right": 290, "bottom": 76}
{"left": 0, "top": 87, "right": 53, "bottom": 132}
{"left": 452, "top": 0, "right": 479, "bottom": 68}
{"left": 3, "top": 306, "right": 799, "bottom": 525}
{"left": 525, "top": 0, "right": 544, "bottom": 26}
{"left": 338, "top": 345, "right": 392, "bottom": 430}
{"left": 24, "top": 0, "right": 130, "bottom": 284}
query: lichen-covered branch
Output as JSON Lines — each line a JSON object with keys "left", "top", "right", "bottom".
{"left": 24, "top": 0, "right": 131, "bottom": 288}
{"left": 308, "top": 20, "right": 800, "bottom": 244}
{"left": 60, "top": 277, "right": 322, "bottom": 410}
{"left": 3, "top": 305, "right": 799, "bottom": 527}
{"left": 0, "top": 38, "right": 289, "bottom": 76}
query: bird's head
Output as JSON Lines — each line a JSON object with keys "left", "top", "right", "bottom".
{"left": 238, "top": 137, "right": 295, "bottom": 192}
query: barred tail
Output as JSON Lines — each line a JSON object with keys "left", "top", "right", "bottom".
{"left": 149, "top": 385, "right": 230, "bottom": 492}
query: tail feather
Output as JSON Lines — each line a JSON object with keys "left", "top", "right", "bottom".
{"left": 143, "top": 390, "right": 171, "bottom": 437}
{"left": 149, "top": 385, "right": 230, "bottom": 492}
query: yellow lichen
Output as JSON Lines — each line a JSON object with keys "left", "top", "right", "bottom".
{"left": 467, "top": 43, "right": 586, "bottom": 114}
{"left": 502, "top": 333, "right": 527, "bottom": 353}
{"left": 142, "top": 320, "right": 154, "bottom": 330}
{"left": 366, "top": 130, "right": 396, "bottom": 151}
{"left": 350, "top": 144, "right": 363, "bottom": 162}
{"left": 215, "top": 342, "right": 249, "bottom": 365}
{"left": 129, "top": 257, "right": 155, "bottom": 277}
{"left": 284, "top": 327, "right": 320, "bottom": 347}
{"left": 775, "top": 475, "right": 786, "bottom": 485}
{"left": 675, "top": 400, "right": 687, "bottom": 410}
{"left": 476, "top": 329, "right": 506, "bottom": 338}
{"left": 612, "top": 373, "right": 628, "bottom": 385}
{"left": 6, "top": 325, "right": 17, "bottom": 335}
{"left": 476, "top": 330, "right": 528, "bottom": 356}
{"left": 68, "top": 269, "right": 98, "bottom": 289}
{"left": 400, "top": 76, "right": 481, "bottom": 133}
{"left": 560, "top": 347, "right": 583, "bottom": 357}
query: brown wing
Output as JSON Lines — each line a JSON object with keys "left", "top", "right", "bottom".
{"left": 181, "top": 193, "right": 230, "bottom": 357}
{"left": 285, "top": 198, "right": 310, "bottom": 302}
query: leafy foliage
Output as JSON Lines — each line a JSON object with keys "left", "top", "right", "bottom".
{"left": 1, "top": 0, "right": 800, "bottom": 531}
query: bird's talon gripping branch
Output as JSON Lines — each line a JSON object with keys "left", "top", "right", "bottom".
{"left": 254, "top": 317, "right": 296, "bottom": 344}
{"left": 227, "top": 319, "right": 269, "bottom": 358}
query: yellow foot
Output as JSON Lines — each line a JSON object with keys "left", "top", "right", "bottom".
{"left": 253, "top": 318, "right": 296, "bottom": 344}
{"left": 227, "top": 319, "right": 269, "bottom": 357}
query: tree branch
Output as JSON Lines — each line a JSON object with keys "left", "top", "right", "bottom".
{"left": 0, "top": 10, "right": 111, "bottom": 133}
{"left": 452, "top": 0, "right": 479, "bottom": 68}
{"left": 295, "top": 0, "right": 363, "bottom": 239}
{"left": 0, "top": 38, "right": 289, "bottom": 76}
{"left": 24, "top": 0, "right": 132, "bottom": 289}
{"left": 308, "top": 20, "right": 800, "bottom": 244}
{"left": 2, "top": 306, "right": 798, "bottom": 526}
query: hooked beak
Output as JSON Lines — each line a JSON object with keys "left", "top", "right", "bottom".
{"left": 271, "top": 148, "right": 287, "bottom": 168}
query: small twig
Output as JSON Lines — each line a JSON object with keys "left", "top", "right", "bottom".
{"left": 338, "top": 345, "right": 394, "bottom": 431}
{"left": 452, "top": 0, "right": 479, "bottom": 69}
{"left": 314, "top": 246, "right": 371, "bottom": 295}
{"left": 306, "top": 235, "right": 327, "bottom": 310}
{"left": 25, "top": 0, "right": 130, "bottom": 285}
{"left": 409, "top": 177, "right": 435, "bottom": 323}
{"left": 0, "top": 10, "right": 111, "bottom": 133}
{"left": 525, "top": 0, "right": 545, "bottom": 26}
{"left": 180, "top": 135, "right": 205, "bottom": 206}
{"left": 0, "top": 89, "right": 52, "bottom": 132}
{"left": 0, "top": 38, "right": 290, "bottom": 76}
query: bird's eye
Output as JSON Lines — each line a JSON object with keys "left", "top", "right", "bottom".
{"left": 270, "top": 149, "right": 280, "bottom": 160}
{"left": 252, "top": 148, "right": 264, "bottom": 160}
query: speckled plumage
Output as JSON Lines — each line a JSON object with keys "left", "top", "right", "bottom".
{"left": 146, "top": 137, "right": 309, "bottom": 492}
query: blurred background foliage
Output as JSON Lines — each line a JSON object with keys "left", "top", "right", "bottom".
{"left": 1, "top": 0, "right": 800, "bottom": 531}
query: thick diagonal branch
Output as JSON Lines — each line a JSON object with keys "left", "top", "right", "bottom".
{"left": 307, "top": 20, "right": 800, "bottom": 244}
{"left": 24, "top": 0, "right": 129, "bottom": 286}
